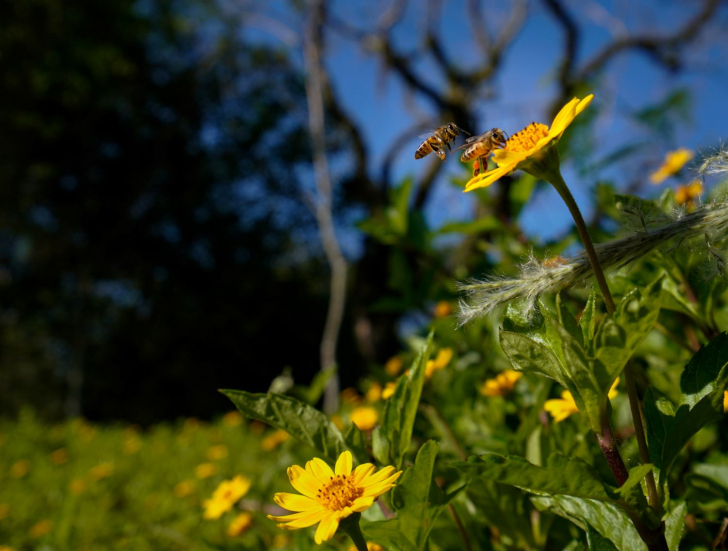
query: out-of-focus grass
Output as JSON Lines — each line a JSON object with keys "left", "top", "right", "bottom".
{"left": 0, "top": 410, "right": 326, "bottom": 551}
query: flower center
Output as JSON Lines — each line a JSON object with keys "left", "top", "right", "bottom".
{"left": 505, "top": 122, "right": 549, "bottom": 153}
{"left": 317, "top": 474, "right": 363, "bottom": 511}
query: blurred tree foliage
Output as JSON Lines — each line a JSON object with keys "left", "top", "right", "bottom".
{"left": 0, "top": 0, "right": 341, "bottom": 423}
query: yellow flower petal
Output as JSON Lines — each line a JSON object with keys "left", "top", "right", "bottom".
{"left": 464, "top": 164, "right": 516, "bottom": 192}
{"left": 350, "top": 496, "right": 375, "bottom": 512}
{"left": 306, "top": 458, "right": 335, "bottom": 483}
{"left": 287, "top": 465, "right": 323, "bottom": 499}
{"left": 314, "top": 513, "right": 341, "bottom": 544}
{"left": 274, "top": 492, "right": 320, "bottom": 512}
{"left": 335, "top": 451, "right": 353, "bottom": 476}
{"left": 270, "top": 508, "right": 329, "bottom": 528}
{"left": 352, "top": 463, "right": 376, "bottom": 485}
{"left": 359, "top": 466, "right": 398, "bottom": 487}
{"left": 550, "top": 97, "right": 580, "bottom": 136}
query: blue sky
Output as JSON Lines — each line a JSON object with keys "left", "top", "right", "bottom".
{"left": 243, "top": 0, "right": 728, "bottom": 249}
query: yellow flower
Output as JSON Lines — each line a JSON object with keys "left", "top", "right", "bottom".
{"left": 675, "top": 180, "right": 703, "bottom": 210}
{"left": 480, "top": 370, "right": 523, "bottom": 397}
{"left": 268, "top": 451, "right": 401, "bottom": 544}
{"left": 350, "top": 407, "right": 379, "bottom": 431}
{"left": 724, "top": 390, "right": 728, "bottom": 413}
{"left": 349, "top": 543, "right": 386, "bottom": 551}
{"left": 425, "top": 348, "right": 453, "bottom": 379}
{"left": 10, "top": 459, "right": 30, "bottom": 478}
{"left": 381, "top": 382, "right": 397, "bottom": 400}
{"left": 69, "top": 478, "right": 86, "bottom": 495}
{"left": 89, "top": 462, "right": 114, "bottom": 480}
{"left": 207, "top": 445, "right": 229, "bottom": 461}
{"left": 50, "top": 448, "right": 68, "bottom": 465}
{"left": 29, "top": 519, "right": 53, "bottom": 538}
{"left": 0, "top": 504, "right": 9, "bottom": 520}
{"left": 261, "top": 429, "right": 291, "bottom": 452}
{"left": 174, "top": 480, "right": 196, "bottom": 498}
{"left": 227, "top": 511, "right": 253, "bottom": 537}
{"left": 195, "top": 462, "right": 219, "bottom": 479}
{"left": 384, "top": 356, "right": 403, "bottom": 376}
{"left": 544, "top": 378, "right": 619, "bottom": 423}
{"left": 366, "top": 383, "right": 382, "bottom": 403}
{"left": 203, "top": 475, "right": 252, "bottom": 520}
{"left": 434, "top": 301, "right": 453, "bottom": 319}
{"left": 649, "top": 148, "right": 694, "bottom": 184}
{"left": 464, "top": 95, "right": 594, "bottom": 192}
{"left": 223, "top": 411, "right": 244, "bottom": 427}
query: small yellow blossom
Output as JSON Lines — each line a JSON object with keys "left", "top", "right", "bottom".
{"left": 89, "top": 462, "right": 114, "bottom": 480}
{"left": 69, "top": 478, "right": 86, "bottom": 495}
{"left": 350, "top": 407, "right": 379, "bottom": 431}
{"left": 349, "top": 543, "right": 386, "bottom": 551}
{"left": 366, "top": 383, "right": 382, "bottom": 403}
{"left": 10, "top": 460, "right": 30, "bottom": 479}
{"left": 434, "top": 301, "right": 453, "bottom": 319}
{"left": 465, "top": 95, "right": 594, "bottom": 192}
{"left": 480, "top": 370, "right": 523, "bottom": 397}
{"left": 50, "top": 448, "right": 68, "bottom": 465}
{"left": 174, "top": 480, "right": 196, "bottom": 498}
{"left": 425, "top": 348, "right": 453, "bottom": 379}
{"left": 261, "top": 429, "right": 291, "bottom": 452}
{"left": 223, "top": 411, "right": 244, "bottom": 427}
{"left": 207, "top": 445, "right": 229, "bottom": 461}
{"left": 675, "top": 180, "right": 703, "bottom": 209}
{"left": 384, "top": 356, "right": 403, "bottom": 376}
{"left": 723, "top": 390, "right": 728, "bottom": 413}
{"left": 195, "top": 462, "right": 219, "bottom": 479}
{"left": 29, "top": 519, "right": 53, "bottom": 538}
{"left": 227, "top": 511, "right": 254, "bottom": 537}
{"left": 123, "top": 436, "right": 142, "bottom": 455}
{"left": 381, "top": 381, "right": 397, "bottom": 400}
{"left": 0, "top": 504, "right": 9, "bottom": 520}
{"left": 650, "top": 148, "right": 694, "bottom": 184}
{"left": 268, "top": 451, "right": 401, "bottom": 544}
{"left": 203, "top": 475, "right": 252, "bottom": 520}
{"left": 545, "top": 378, "right": 619, "bottom": 423}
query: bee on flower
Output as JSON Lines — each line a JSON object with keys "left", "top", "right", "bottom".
{"left": 268, "top": 451, "right": 401, "bottom": 544}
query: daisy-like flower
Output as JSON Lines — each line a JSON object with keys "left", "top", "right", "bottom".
{"left": 464, "top": 95, "right": 594, "bottom": 192}
{"left": 545, "top": 378, "right": 620, "bottom": 423}
{"left": 227, "top": 511, "right": 253, "bottom": 537}
{"left": 268, "top": 451, "right": 401, "bottom": 544}
{"left": 649, "top": 148, "right": 694, "bottom": 184}
{"left": 480, "top": 370, "right": 522, "bottom": 397}
{"left": 381, "top": 381, "right": 397, "bottom": 400}
{"left": 675, "top": 180, "right": 703, "bottom": 210}
{"left": 203, "top": 475, "right": 252, "bottom": 520}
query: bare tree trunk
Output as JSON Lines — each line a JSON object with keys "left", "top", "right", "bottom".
{"left": 304, "top": 0, "right": 345, "bottom": 414}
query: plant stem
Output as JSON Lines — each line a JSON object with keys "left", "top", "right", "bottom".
{"left": 339, "top": 513, "right": 369, "bottom": 551}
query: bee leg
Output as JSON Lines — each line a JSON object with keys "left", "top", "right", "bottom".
{"left": 446, "top": 142, "right": 452, "bottom": 153}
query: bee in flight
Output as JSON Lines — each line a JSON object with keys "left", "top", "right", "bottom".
{"left": 456, "top": 128, "right": 508, "bottom": 175}
{"left": 414, "top": 123, "right": 469, "bottom": 161}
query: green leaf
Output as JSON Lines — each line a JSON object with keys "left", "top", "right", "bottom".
{"left": 594, "top": 277, "right": 663, "bottom": 390}
{"left": 291, "top": 367, "right": 336, "bottom": 405}
{"left": 372, "top": 333, "right": 433, "bottom": 469}
{"left": 466, "top": 478, "right": 537, "bottom": 549}
{"left": 533, "top": 496, "right": 647, "bottom": 551}
{"left": 580, "top": 289, "right": 597, "bottom": 353}
{"left": 499, "top": 330, "right": 568, "bottom": 388}
{"left": 344, "top": 423, "right": 370, "bottom": 466}
{"left": 679, "top": 331, "right": 728, "bottom": 407}
{"left": 454, "top": 453, "right": 614, "bottom": 502}
{"left": 219, "top": 390, "right": 348, "bottom": 462}
{"left": 362, "top": 441, "right": 457, "bottom": 551}
{"left": 586, "top": 522, "right": 619, "bottom": 550}
{"left": 664, "top": 501, "right": 687, "bottom": 551}
{"left": 691, "top": 464, "right": 728, "bottom": 491}
{"left": 613, "top": 194, "right": 671, "bottom": 231}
